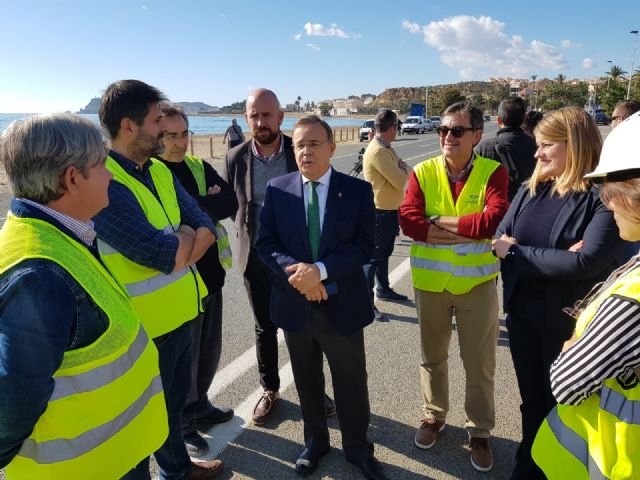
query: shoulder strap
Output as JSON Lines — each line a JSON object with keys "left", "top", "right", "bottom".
{"left": 494, "top": 143, "right": 520, "bottom": 183}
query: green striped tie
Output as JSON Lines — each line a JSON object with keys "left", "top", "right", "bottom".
{"left": 307, "top": 181, "right": 320, "bottom": 261}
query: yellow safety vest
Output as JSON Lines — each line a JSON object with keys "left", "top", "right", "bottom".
{"left": 181, "top": 154, "right": 233, "bottom": 269}
{"left": 0, "top": 214, "right": 168, "bottom": 480}
{"left": 410, "top": 155, "right": 500, "bottom": 294}
{"left": 532, "top": 266, "right": 640, "bottom": 479}
{"left": 99, "top": 156, "right": 207, "bottom": 338}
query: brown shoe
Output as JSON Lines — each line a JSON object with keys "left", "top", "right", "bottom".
{"left": 252, "top": 390, "right": 280, "bottom": 425}
{"left": 469, "top": 436, "right": 493, "bottom": 472}
{"left": 188, "top": 459, "right": 224, "bottom": 479}
{"left": 414, "top": 418, "right": 445, "bottom": 449}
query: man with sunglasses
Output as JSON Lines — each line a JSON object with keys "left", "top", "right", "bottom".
{"left": 399, "top": 101, "right": 509, "bottom": 473}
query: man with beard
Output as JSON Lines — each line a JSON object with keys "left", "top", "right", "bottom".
{"left": 156, "top": 104, "right": 238, "bottom": 457}
{"left": 222, "top": 88, "right": 335, "bottom": 426}
{"left": 94, "top": 80, "right": 224, "bottom": 479}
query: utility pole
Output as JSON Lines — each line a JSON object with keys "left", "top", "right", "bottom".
{"left": 425, "top": 86, "right": 429, "bottom": 118}
{"left": 627, "top": 30, "right": 639, "bottom": 100}
{"left": 531, "top": 74, "right": 537, "bottom": 110}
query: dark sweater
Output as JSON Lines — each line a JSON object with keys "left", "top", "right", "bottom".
{"left": 157, "top": 157, "right": 239, "bottom": 292}
{"left": 475, "top": 126, "right": 537, "bottom": 201}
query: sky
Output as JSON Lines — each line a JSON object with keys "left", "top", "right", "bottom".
{"left": 1, "top": 0, "right": 640, "bottom": 113}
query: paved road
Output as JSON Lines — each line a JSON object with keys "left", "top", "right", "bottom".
{"left": 0, "top": 121, "right": 612, "bottom": 480}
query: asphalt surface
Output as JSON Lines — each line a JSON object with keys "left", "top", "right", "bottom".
{"left": 0, "top": 122, "right": 613, "bottom": 480}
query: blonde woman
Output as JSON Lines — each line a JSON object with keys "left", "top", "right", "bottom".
{"left": 532, "top": 112, "right": 640, "bottom": 479}
{"left": 493, "top": 106, "right": 624, "bottom": 479}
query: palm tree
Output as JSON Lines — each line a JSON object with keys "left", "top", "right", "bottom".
{"left": 609, "top": 65, "right": 626, "bottom": 81}
{"left": 296, "top": 96, "right": 302, "bottom": 113}
{"left": 555, "top": 74, "right": 566, "bottom": 84}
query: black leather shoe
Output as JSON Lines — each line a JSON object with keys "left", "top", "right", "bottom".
{"left": 325, "top": 394, "right": 336, "bottom": 417}
{"left": 376, "top": 288, "right": 408, "bottom": 301}
{"left": 373, "top": 306, "right": 388, "bottom": 322}
{"left": 196, "top": 405, "right": 234, "bottom": 430}
{"left": 346, "top": 455, "right": 389, "bottom": 480}
{"left": 295, "top": 447, "right": 329, "bottom": 476}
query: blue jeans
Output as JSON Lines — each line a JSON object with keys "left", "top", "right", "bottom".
{"left": 363, "top": 209, "right": 399, "bottom": 299}
{"left": 154, "top": 320, "right": 194, "bottom": 480}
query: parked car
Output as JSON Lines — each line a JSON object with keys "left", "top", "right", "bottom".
{"left": 594, "top": 110, "right": 610, "bottom": 125}
{"left": 430, "top": 116, "right": 441, "bottom": 128}
{"left": 359, "top": 119, "right": 375, "bottom": 142}
{"left": 484, "top": 114, "right": 491, "bottom": 121}
{"left": 402, "top": 116, "right": 432, "bottom": 134}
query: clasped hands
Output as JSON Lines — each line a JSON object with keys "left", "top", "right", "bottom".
{"left": 286, "top": 263, "right": 328, "bottom": 302}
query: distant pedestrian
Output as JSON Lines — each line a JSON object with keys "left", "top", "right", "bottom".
{"left": 476, "top": 97, "right": 537, "bottom": 201}
{"left": 223, "top": 119, "right": 245, "bottom": 149}
{"left": 610, "top": 99, "right": 640, "bottom": 128}
{"left": 0, "top": 113, "right": 168, "bottom": 479}
{"left": 522, "top": 111, "right": 543, "bottom": 139}
{"left": 362, "top": 109, "right": 409, "bottom": 322}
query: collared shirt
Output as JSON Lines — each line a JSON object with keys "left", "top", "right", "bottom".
{"left": 375, "top": 135, "right": 392, "bottom": 149}
{"left": 446, "top": 153, "right": 475, "bottom": 183}
{"left": 20, "top": 198, "right": 96, "bottom": 246}
{"left": 93, "top": 150, "right": 215, "bottom": 274}
{"left": 301, "top": 167, "right": 332, "bottom": 280}
{"left": 251, "top": 133, "right": 284, "bottom": 164}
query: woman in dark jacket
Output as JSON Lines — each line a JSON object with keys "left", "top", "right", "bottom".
{"left": 492, "top": 106, "right": 624, "bottom": 480}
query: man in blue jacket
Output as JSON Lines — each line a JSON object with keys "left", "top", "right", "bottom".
{"left": 257, "top": 115, "right": 387, "bottom": 480}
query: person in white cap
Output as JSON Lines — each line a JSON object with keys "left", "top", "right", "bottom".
{"left": 532, "top": 111, "right": 640, "bottom": 479}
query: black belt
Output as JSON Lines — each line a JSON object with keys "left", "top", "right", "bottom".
{"left": 375, "top": 208, "right": 398, "bottom": 214}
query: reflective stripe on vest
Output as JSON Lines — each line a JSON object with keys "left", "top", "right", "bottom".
{"left": 0, "top": 214, "right": 168, "bottom": 480}
{"left": 533, "top": 265, "right": 640, "bottom": 479}
{"left": 546, "top": 407, "right": 608, "bottom": 480}
{"left": 410, "top": 155, "right": 500, "bottom": 294}
{"left": 181, "top": 154, "right": 233, "bottom": 269}
{"left": 101, "top": 156, "right": 207, "bottom": 338}
{"left": 19, "top": 375, "right": 163, "bottom": 464}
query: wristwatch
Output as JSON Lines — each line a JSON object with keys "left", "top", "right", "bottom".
{"left": 429, "top": 215, "right": 440, "bottom": 225}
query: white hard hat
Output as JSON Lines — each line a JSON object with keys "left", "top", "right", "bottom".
{"left": 585, "top": 112, "right": 640, "bottom": 182}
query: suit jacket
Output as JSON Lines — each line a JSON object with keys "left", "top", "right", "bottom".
{"left": 256, "top": 169, "right": 375, "bottom": 335}
{"left": 221, "top": 135, "right": 298, "bottom": 274}
{"left": 496, "top": 183, "right": 624, "bottom": 333}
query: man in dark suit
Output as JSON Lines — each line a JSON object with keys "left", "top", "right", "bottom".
{"left": 221, "top": 89, "right": 334, "bottom": 426}
{"left": 256, "top": 115, "right": 388, "bottom": 480}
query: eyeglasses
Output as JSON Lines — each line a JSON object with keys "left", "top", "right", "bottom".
{"left": 293, "top": 141, "right": 328, "bottom": 152}
{"left": 436, "top": 126, "right": 476, "bottom": 138}
{"left": 163, "top": 130, "right": 193, "bottom": 142}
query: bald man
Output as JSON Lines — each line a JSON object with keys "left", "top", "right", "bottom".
{"left": 222, "top": 89, "right": 335, "bottom": 426}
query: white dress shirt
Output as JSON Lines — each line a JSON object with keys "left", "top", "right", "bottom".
{"left": 301, "top": 167, "right": 333, "bottom": 280}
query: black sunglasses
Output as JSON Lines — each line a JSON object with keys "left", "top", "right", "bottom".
{"left": 436, "top": 126, "right": 476, "bottom": 138}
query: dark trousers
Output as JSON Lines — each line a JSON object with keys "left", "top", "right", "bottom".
{"left": 244, "top": 248, "right": 280, "bottom": 392}
{"left": 229, "top": 139, "right": 243, "bottom": 149}
{"left": 364, "top": 210, "right": 399, "bottom": 298}
{"left": 154, "top": 321, "right": 194, "bottom": 480}
{"left": 182, "top": 291, "right": 223, "bottom": 434}
{"left": 507, "top": 299, "right": 570, "bottom": 480}
{"left": 284, "top": 305, "right": 373, "bottom": 460}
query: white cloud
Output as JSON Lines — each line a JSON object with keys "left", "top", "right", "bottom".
{"left": 306, "top": 43, "right": 320, "bottom": 51}
{"left": 561, "top": 40, "right": 581, "bottom": 48}
{"left": 293, "top": 33, "right": 302, "bottom": 41}
{"left": 403, "top": 15, "right": 567, "bottom": 79}
{"left": 303, "top": 22, "right": 361, "bottom": 39}
{"left": 582, "top": 58, "right": 594, "bottom": 69}
{"left": 141, "top": 5, "right": 147, "bottom": 10}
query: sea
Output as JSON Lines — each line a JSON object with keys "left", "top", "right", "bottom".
{"left": 0, "top": 113, "right": 364, "bottom": 136}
